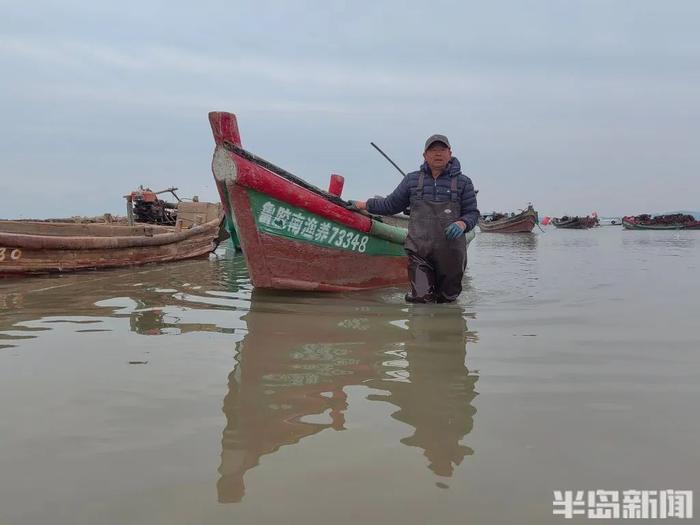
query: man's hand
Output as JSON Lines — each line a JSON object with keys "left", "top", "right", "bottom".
{"left": 348, "top": 200, "right": 367, "bottom": 210}
{"left": 444, "top": 220, "right": 467, "bottom": 240}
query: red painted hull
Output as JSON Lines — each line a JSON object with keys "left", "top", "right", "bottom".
{"left": 227, "top": 188, "right": 407, "bottom": 291}
{"left": 210, "top": 112, "right": 408, "bottom": 291}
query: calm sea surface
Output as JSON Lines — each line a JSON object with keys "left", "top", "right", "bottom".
{"left": 1, "top": 226, "right": 698, "bottom": 524}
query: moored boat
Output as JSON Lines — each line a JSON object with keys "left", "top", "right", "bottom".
{"left": 552, "top": 215, "right": 598, "bottom": 229}
{"left": 0, "top": 195, "right": 222, "bottom": 276}
{"left": 478, "top": 204, "right": 538, "bottom": 233}
{"left": 622, "top": 213, "right": 700, "bottom": 230}
{"left": 208, "top": 111, "right": 473, "bottom": 292}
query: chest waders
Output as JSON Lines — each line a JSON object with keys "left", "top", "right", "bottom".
{"left": 404, "top": 173, "right": 467, "bottom": 303}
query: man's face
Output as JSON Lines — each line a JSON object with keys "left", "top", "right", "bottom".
{"left": 423, "top": 142, "right": 451, "bottom": 172}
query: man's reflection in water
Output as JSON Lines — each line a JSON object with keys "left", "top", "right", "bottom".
{"left": 368, "top": 307, "right": 478, "bottom": 479}
{"left": 218, "top": 294, "right": 477, "bottom": 502}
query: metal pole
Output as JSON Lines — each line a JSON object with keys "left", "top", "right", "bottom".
{"left": 370, "top": 142, "right": 406, "bottom": 177}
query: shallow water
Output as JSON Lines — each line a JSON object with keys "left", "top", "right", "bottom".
{"left": 1, "top": 227, "right": 698, "bottom": 524}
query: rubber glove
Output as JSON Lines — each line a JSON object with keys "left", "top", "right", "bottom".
{"left": 444, "top": 221, "right": 466, "bottom": 240}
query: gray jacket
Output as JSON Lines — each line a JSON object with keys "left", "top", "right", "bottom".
{"left": 366, "top": 157, "right": 480, "bottom": 231}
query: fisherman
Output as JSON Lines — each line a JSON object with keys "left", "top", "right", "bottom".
{"left": 350, "top": 135, "right": 479, "bottom": 303}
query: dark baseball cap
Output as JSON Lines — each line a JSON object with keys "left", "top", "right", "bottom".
{"left": 424, "top": 134, "right": 451, "bottom": 151}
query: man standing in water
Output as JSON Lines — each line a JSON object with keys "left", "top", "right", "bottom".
{"left": 351, "top": 135, "right": 479, "bottom": 303}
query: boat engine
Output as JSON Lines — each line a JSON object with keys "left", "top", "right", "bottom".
{"left": 125, "top": 187, "right": 180, "bottom": 225}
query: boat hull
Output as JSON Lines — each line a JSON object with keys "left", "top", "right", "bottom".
{"left": 224, "top": 186, "right": 408, "bottom": 291}
{"left": 0, "top": 218, "right": 221, "bottom": 276}
{"left": 479, "top": 209, "right": 537, "bottom": 233}
{"left": 622, "top": 218, "right": 700, "bottom": 230}
{"left": 552, "top": 217, "right": 597, "bottom": 229}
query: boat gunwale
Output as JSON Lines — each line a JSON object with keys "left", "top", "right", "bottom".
{"left": 0, "top": 217, "right": 222, "bottom": 250}
{"left": 222, "top": 147, "right": 410, "bottom": 244}
{"left": 0, "top": 220, "right": 175, "bottom": 237}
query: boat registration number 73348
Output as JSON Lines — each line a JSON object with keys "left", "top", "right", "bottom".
{"left": 250, "top": 191, "right": 404, "bottom": 257}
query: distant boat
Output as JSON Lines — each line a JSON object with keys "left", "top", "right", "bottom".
{"left": 208, "top": 111, "right": 473, "bottom": 292}
{"left": 478, "top": 204, "right": 538, "bottom": 233}
{"left": 552, "top": 215, "right": 598, "bottom": 229}
{"left": 622, "top": 213, "right": 700, "bottom": 230}
{"left": 0, "top": 193, "right": 223, "bottom": 276}
{"left": 597, "top": 217, "right": 623, "bottom": 226}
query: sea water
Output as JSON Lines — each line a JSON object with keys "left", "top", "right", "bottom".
{"left": 1, "top": 226, "right": 698, "bottom": 524}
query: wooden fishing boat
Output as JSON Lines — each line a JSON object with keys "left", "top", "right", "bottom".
{"left": 552, "top": 215, "right": 598, "bottom": 229}
{"left": 0, "top": 200, "right": 222, "bottom": 276}
{"left": 209, "top": 111, "right": 473, "bottom": 292}
{"left": 478, "top": 204, "right": 538, "bottom": 233}
{"left": 622, "top": 213, "right": 700, "bottom": 230}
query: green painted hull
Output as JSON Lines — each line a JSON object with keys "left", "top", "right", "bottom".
{"left": 622, "top": 219, "right": 700, "bottom": 230}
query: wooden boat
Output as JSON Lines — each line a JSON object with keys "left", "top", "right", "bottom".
{"left": 208, "top": 111, "right": 473, "bottom": 292}
{"left": 479, "top": 204, "right": 538, "bottom": 233}
{"left": 552, "top": 215, "right": 598, "bottom": 229}
{"left": 622, "top": 213, "right": 700, "bottom": 230}
{"left": 0, "top": 200, "right": 222, "bottom": 276}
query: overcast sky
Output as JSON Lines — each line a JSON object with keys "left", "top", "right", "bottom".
{"left": 1, "top": 0, "right": 698, "bottom": 218}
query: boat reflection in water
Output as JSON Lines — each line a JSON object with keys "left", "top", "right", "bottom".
{"left": 0, "top": 254, "right": 248, "bottom": 346}
{"left": 218, "top": 291, "right": 479, "bottom": 502}
{"left": 0, "top": 256, "right": 478, "bottom": 505}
